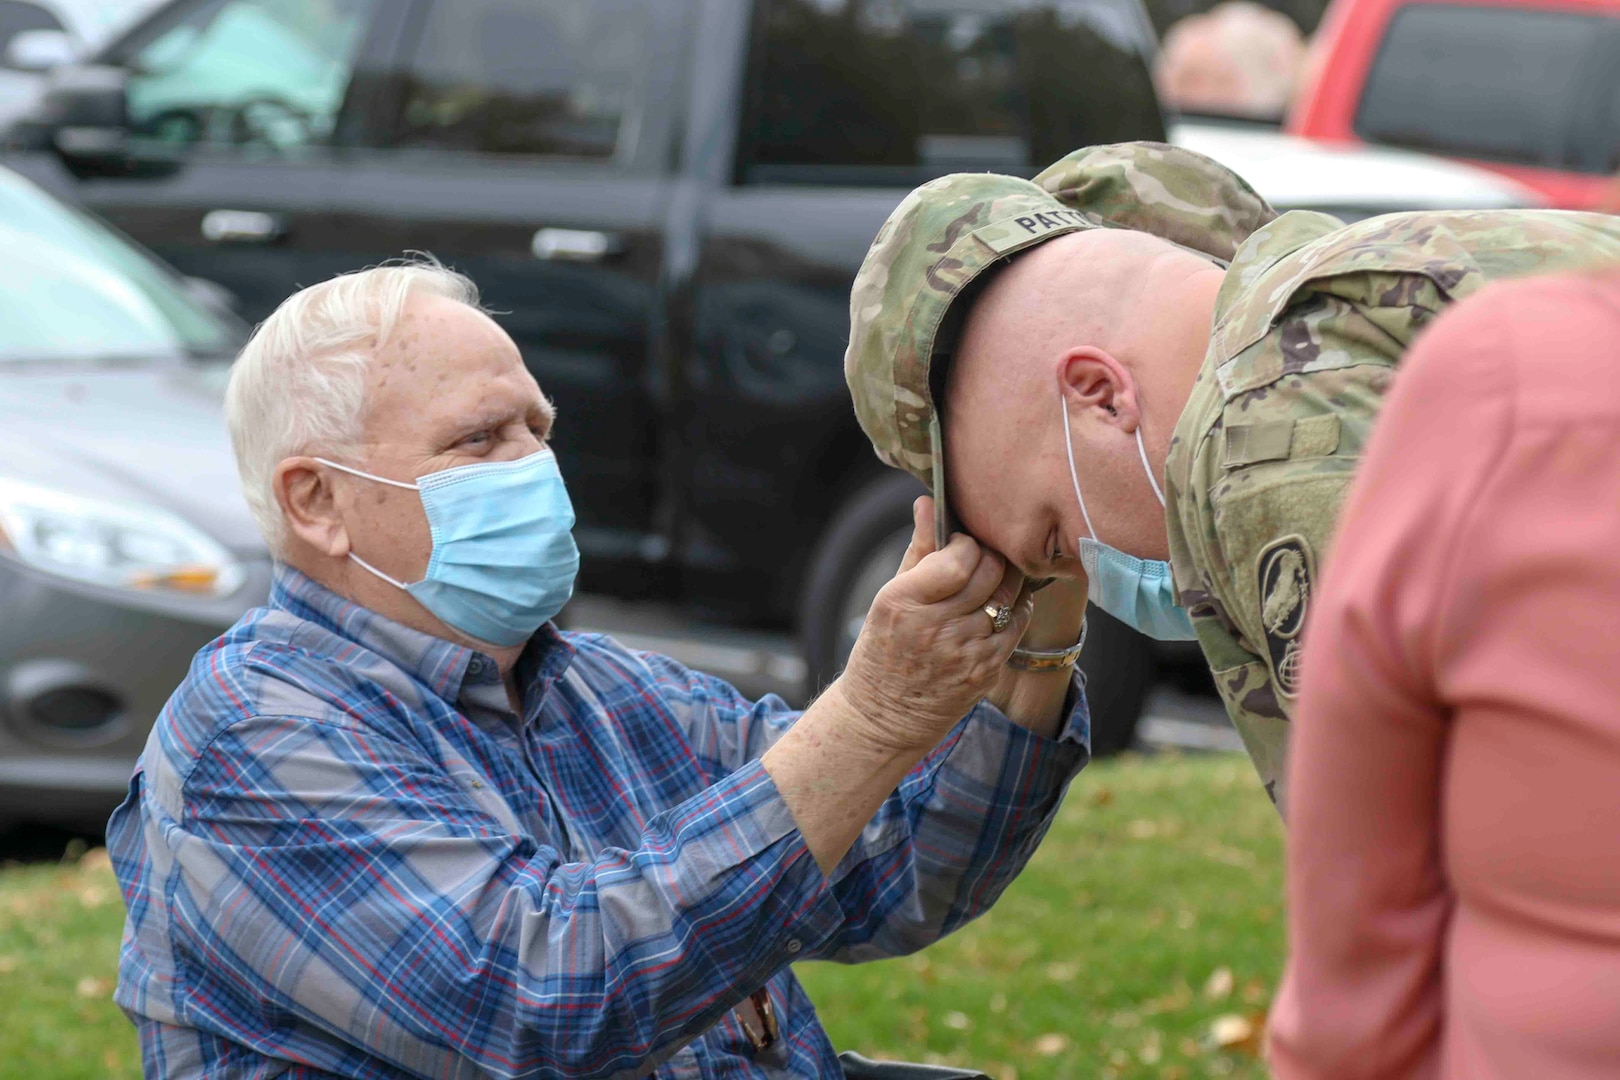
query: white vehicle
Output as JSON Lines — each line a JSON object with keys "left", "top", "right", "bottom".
{"left": 1169, "top": 118, "right": 1545, "bottom": 219}
{"left": 0, "top": 0, "right": 163, "bottom": 132}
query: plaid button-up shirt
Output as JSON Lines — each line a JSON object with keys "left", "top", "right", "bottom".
{"left": 108, "top": 566, "right": 1088, "bottom": 1079}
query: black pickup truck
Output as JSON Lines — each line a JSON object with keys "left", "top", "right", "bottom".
{"left": 7, "top": 0, "right": 1187, "bottom": 751}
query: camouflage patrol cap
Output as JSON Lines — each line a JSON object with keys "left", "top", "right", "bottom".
{"left": 844, "top": 140, "right": 1276, "bottom": 491}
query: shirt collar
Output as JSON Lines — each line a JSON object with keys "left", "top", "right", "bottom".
{"left": 268, "top": 564, "right": 575, "bottom": 715}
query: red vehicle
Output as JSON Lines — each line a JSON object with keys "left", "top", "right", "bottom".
{"left": 1288, "top": 0, "right": 1620, "bottom": 209}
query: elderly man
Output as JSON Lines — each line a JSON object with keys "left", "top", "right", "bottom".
{"left": 845, "top": 142, "right": 1620, "bottom": 809}
{"left": 106, "top": 262, "right": 1092, "bottom": 1079}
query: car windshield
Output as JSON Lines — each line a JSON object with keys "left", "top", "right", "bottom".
{"left": 0, "top": 167, "right": 242, "bottom": 363}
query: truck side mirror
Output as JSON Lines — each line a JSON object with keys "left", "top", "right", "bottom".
{"left": 21, "top": 64, "right": 173, "bottom": 177}
{"left": 4, "top": 29, "right": 78, "bottom": 73}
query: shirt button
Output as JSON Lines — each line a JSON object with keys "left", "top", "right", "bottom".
{"left": 785, "top": 939, "right": 802, "bottom": 955}
{"left": 471, "top": 779, "right": 484, "bottom": 790}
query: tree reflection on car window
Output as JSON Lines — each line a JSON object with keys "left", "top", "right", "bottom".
{"left": 741, "top": 0, "right": 1165, "bottom": 186}
{"left": 382, "top": 0, "right": 647, "bottom": 161}
{"left": 120, "top": 0, "right": 375, "bottom": 152}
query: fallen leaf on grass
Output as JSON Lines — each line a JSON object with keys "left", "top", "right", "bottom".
{"left": 1203, "top": 843, "right": 1256, "bottom": 869}
{"left": 1207, "top": 1010, "right": 1269, "bottom": 1057}
{"left": 1141, "top": 980, "right": 1193, "bottom": 1015}
{"left": 0, "top": 955, "right": 17, "bottom": 974}
{"left": 76, "top": 976, "right": 110, "bottom": 999}
{"left": 1090, "top": 787, "right": 1114, "bottom": 806}
{"left": 1203, "top": 967, "right": 1234, "bottom": 1001}
{"left": 1044, "top": 961, "right": 1080, "bottom": 983}
{"left": 79, "top": 886, "right": 109, "bottom": 909}
{"left": 1208, "top": 1014, "right": 1252, "bottom": 1048}
{"left": 1127, "top": 819, "right": 1159, "bottom": 839}
{"left": 1032, "top": 1033, "right": 1070, "bottom": 1056}
{"left": 944, "top": 1011, "right": 971, "bottom": 1031}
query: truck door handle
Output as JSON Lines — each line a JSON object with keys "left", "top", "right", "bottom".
{"left": 201, "top": 209, "right": 286, "bottom": 244}
{"left": 532, "top": 228, "right": 624, "bottom": 263}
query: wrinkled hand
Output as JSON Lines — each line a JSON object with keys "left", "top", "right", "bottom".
{"left": 833, "top": 497, "right": 1033, "bottom": 755}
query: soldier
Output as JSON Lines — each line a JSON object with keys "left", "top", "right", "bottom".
{"left": 845, "top": 142, "right": 1620, "bottom": 809}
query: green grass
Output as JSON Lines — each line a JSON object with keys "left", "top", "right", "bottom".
{"left": 0, "top": 753, "right": 1283, "bottom": 1080}
{"left": 0, "top": 842, "right": 140, "bottom": 1079}
{"left": 797, "top": 753, "right": 1285, "bottom": 1079}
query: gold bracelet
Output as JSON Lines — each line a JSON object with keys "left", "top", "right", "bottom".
{"left": 1006, "top": 617, "right": 1087, "bottom": 672}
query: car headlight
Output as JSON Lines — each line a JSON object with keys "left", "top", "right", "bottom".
{"left": 0, "top": 476, "right": 244, "bottom": 598}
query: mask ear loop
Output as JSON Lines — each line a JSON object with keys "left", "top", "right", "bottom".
{"left": 313, "top": 458, "right": 421, "bottom": 589}
{"left": 314, "top": 457, "right": 419, "bottom": 490}
{"left": 1135, "top": 428, "right": 1166, "bottom": 508}
{"left": 348, "top": 552, "right": 413, "bottom": 590}
{"left": 1060, "top": 394, "right": 1100, "bottom": 542}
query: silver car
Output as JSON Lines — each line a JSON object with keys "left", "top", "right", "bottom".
{"left": 0, "top": 164, "right": 266, "bottom": 831}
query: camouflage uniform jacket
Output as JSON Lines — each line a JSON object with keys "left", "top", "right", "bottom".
{"left": 1164, "top": 208, "right": 1620, "bottom": 808}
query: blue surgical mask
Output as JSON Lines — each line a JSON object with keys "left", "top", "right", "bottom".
{"left": 1061, "top": 397, "right": 1198, "bottom": 642}
{"left": 317, "top": 450, "right": 580, "bottom": 646}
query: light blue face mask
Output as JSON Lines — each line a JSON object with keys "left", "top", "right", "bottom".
{"left": 1061, "top": 397, "right": 1198, "bottom": 642}
{"left": 317, "top": 450, "right": 580, "bottom": 647}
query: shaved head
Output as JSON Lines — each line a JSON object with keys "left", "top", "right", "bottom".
{"left": 940, "top": 228, "right": 1224, "bottom": 577}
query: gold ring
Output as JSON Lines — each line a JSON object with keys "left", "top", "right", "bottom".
{"left": 984, "top": 603, "right": 1012, "bottom": 634}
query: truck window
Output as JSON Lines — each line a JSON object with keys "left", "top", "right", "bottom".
{"left": 740, "top": 0, "right": 1165, "bottom": 185}
{"left": 379, "top": 0, "right": 649, "bottom": 161}
{"left": 114, "top": 0, "right": 376, "bottom": 152}
{"left": 1355, "top": 4, "right": 1620, "bottom": 173}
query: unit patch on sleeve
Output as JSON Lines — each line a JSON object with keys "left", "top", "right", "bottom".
{"left": 1257, "top": 536, "right": 1315, "bottom": 699}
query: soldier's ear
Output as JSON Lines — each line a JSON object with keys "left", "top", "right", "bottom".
{"left": 1058, "top": 347, "right": 1136, "bottom": 429}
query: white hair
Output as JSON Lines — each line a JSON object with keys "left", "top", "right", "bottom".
{"left": 225, "top": 257, "right": 481, "bottom": 554}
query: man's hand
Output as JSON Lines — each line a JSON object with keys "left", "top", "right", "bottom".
{"left": 1019, "top": 575, "right": 1090, "bottom": 652}
{"left": 763, "top": 497, "right": 1039, "bottom": 873}
{"left": 881, "top": 496, "right": 1088, "bottom": 740}
{"left": 834, "top": 497, "right": 1034, "bottom": 756}
{"left": 989, "top": 574, "right": 1088, "bottom": 739}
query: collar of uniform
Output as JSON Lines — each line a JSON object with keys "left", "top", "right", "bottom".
{"left": 1209, "top": 209, "right": 1346, "bottom": 368}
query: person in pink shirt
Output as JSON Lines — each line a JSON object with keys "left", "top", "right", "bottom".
{"left": 1270, "top": 270, "right": 1620, "bottom": 1080}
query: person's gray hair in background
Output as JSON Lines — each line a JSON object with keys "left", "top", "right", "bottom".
{"left": 1154, "top": 1, "right": 1306, "bottom": 120}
